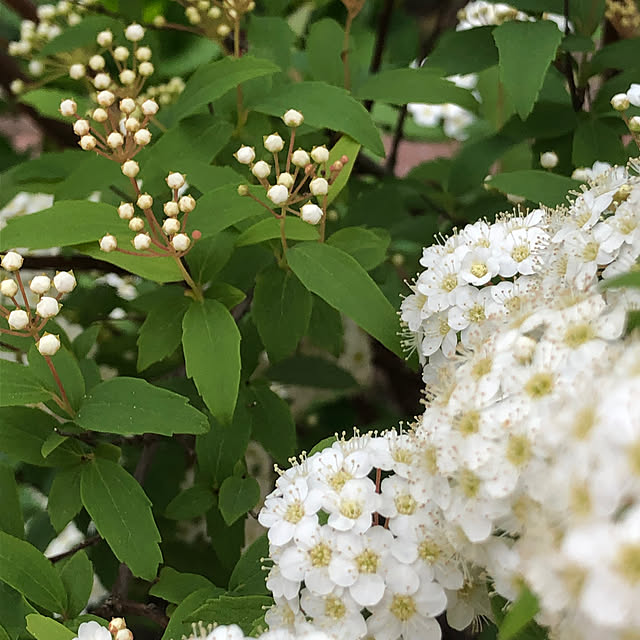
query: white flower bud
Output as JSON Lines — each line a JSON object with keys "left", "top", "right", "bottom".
{"left": 1, "top": 279, "right": 18, "bottom": 297}
{"left": 125, "top": 23, "right": 145, "bottom": 42}
{"left": 137, "top": 194, "right": 153, "bottom": 210}
{"left": 152, "top": 15, "right": 166, "bottom": 26}
{"left": 57, "top": 1, "right": 71, "bottom": 13}
{"left": 36, "top": 296, "right": 59, "bottom": 318}
{"left": 630, "top": 116, "right": 640, "bottom": 132}
{"left": 38, "top": 333, "right": 60, "bottom": 356}
{"left": 96, "top": 29, "right": 113, "bottom": 47}
{"left": 121, "top": 161, "right": 139, "bottom": 179}
{"left": 80, "top": 135, "right": 97, "bottom": 151}
{"left": 251, "top": 160, "right": 271, "bottom": 179}
{"left": 134, "top": 129, "right": 151, "bottom": 146}
{"left": 120, "top": 69, "right": 136, "bottom": 86}
{"left": 309, "top": 177, "right": 328, "bottom": 196}
{"left": 107, "top": 132, "right": 124, "bottom": 149}
{"left": 300, "top": 202, "right": 323, "bottom": 225}
{"left": 8, "top": 309, "right": 29, "bottom": 330}
{"left": 267, "top": 184, "right": 289, "bottom": 205}
{"left": 208, "top": 6, "right": 221, "bottom": 18}
{"left": 29, "top": 275, "right": 51, "bottom": 294}
{"left": 166, "top": 172, "right": 185, "bottom": 189}
{"left": 164, "top": 201, "right": 180, "bottom": 217}
{"left": 10, "top": 79, "right": 24, "bottom": 95}
{"left": 94, "top": 73, "right": 111, "bottom": 90}
{"left": 124, "top": 117, "right": 139, "bottom": 133}
{"left": 311, "top": 145, "right": 330, "bottom": 164}
{"left": 185, "top": 6, "right": 201, "bottom": 24}
{"left": 277, "top": 172, "right": 294, "bottom": 189}
{"left": 29, "top": 60, "right": 44, "bottom": 76}
{"left": 197, "top": 0, "right": 210, "bottom": 10}
{"left": 507, "top": 193, "right": 526, "bottom": 205}
{"left": 283, "top": 109, "right": 304, "bottom": 127}
{"left": 292, "top": 149, "right": 310, "bottom": 167}
{"left": 133, "top": 233, "right": 151, "bottom": 250}
{"left": 178, "top": 195, "right": 196, "bottom": 213}
{"left": 138, "top": 62, "right": 154, "bottom": 77}
{"left": 163, "top": 218, "right": 180, "bottom": 235}
{"left": 99, "top": 234, "right": 117, "bottom": 252}
{"left": 92, "top": 108, "right": 108, "bottom": 123}
{"left": 108, "top": 619, "right": 127, "bottom": 635}
{"left": 59, "top": 99, "right": 77, "bottom": 117}
{"left": 67, "top": 12, "right": 81, "bottom": 25}
{"left": 540, "top": 151, "right": 558, "bottom": 169}
{"left": 235, "top": 145, "right": 255, "bottom": 165}
{"left": 96, "top": 90, "right": 115, "bottom": 107}
{"left": 217, "top": 23, "right": 230, "bottom": 36}
{"left": 118, "top": 202, "right": 135, "bottom": 219}
{"left": 37, "top": 4, "right": 55, "bottom": 19}
{"left": 73, "top": 119, "right": 90, "bottom": 136}
{"left": 129, "top": 217, "right": 145, "bottom": 232}
{"left": 171, "top": 233, "right": 191, "bottom": 252}
{"left": 115, "top": 630, "right": 133, "bottom": 640}
{"left": 53, "top": 271, "right": 76, "bottom": 293}
{"left": 89, "top": 54, "right": 105, "bottom": 71}
{"left": 611, "top": 93, "right": 630, "bottom": 111}
{"left": 141, "top": 99, "right": 158, "bottom": 115}
{"left": 264, "top": 133, "right": 284, "bottom": 153}
{"left": 136, "top": 46, "right": 152, "bottom": 61}
{"left": 69, "top": 63, "right": 85, "bottom": 79}
{"left": 113, "top": 46, "right": 129, "bottom": 61}
{"left": 2, "top": 252, "right": 24, "bottom": 272}
{"left": 119, "top": 97, "right": 136, "bottom": 114}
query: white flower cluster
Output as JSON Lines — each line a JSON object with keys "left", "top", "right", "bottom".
{"left": 183, "top": 621, "right": 331, "bottom": 640}
{"left": 456, "top": 1, "right": 569, "bottom": 32}
{"left": 235, "top": 110, "right": 346, "bottom": 231}
{"left": 142, "top": 76, "right": 186, "bottom": 107}
{"left": 179, "top": 0, "right": 254, "bottom": 39}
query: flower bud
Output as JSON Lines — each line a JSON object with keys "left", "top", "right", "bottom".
{"left": 292, "top": 149, "right": 310, "bottom": 168}
{"left": 108, "top": 619, "right": 127, "bottom": 634}
{"left": 113, "top": 46, "right": 129, "bottom": 62}
{"left": 1, "top": 279, "right": 18, "bottom": 297}
{"left": 89, "top": 54, "right": 105, "bottom": 71}
{"left": 235, "top": 146, "right": 256, "bottom": 165}
{"left": 164, "top": 201, "right": 179, "bottom": 217}
{"left": 115, "top": 630, "right": 133, "bottom": 640}
{"left": 300, "top": 203, "right": 323, "bottom": 225}
{"left": 36, "top": 296, "right": 60, "bottom": 318}
{"left": 137, "top": 194, "right": 153, "bottom": 210}
{"left": 237, "top": 185, "right": 249, "bottom": 196}
{"left": 10, "top": 80, "right": 24, "bottom": 95}
{"left": 80, "top": 135, "right": 97, "bottom": 151}
{"left": 53, "top": 271, "right": 76, "bottom": 293}
{"left": 38, "top": 333, "right": 60, "bottom": 356}
{"left": 208, "top": 6, "right": 221, "bottom": 18}
{"left": 73, "top": 119, "right": 90, "bottom": 136}
{"left": 97, "top": 29, "right": 113, "bottom": 47}
{"left": 171, "top": 233, "right": 191, "bottom": 252}
{"left": 283, "top": 109, "right": 304, "bottom": 127}
{"left": 539, "top": 151, "right": 558, "bottom": 169}
{"left": 629, "top": 116, "right": 640, "bottom": 132}
{"left": 129, "top": 217, "right": 145, "bottom": 232}
{"left": 310, "top": 145, "right": 330, "bottom": 164}
{"left": 134, "top": 129, "right": 151, "bottom": 146}
{"left": 120, "top": 98, "right": 136, "bottom": 115}
{"left": 37, "top": 4, "right": 55, "bottom": 20}
{"left": 611, "top": 93, "right": 630, "bottom": 111}
{"left": 309, "top": 177, "right": 328, "bottom": 196}
{"left": 139, "top": 62, "right": 154, "bottom": 77}
{"left": 152, "top": 15, "right": 166, "bottom": 26}
{"left": 69, "top": 63, "right": 85, "bottom": 80}
{"left": 2, "top": 252, "right": 24, "bottom": 272}
{"left": 97, "top": 90, "right": 115, "bottom": 107}
{"left": 166, "top": 172, "right": 185, "bottom": 190}
{"left": 94, "top": 73, "right": 111, "bottom": 90}
{"left": 251, "top": 160, "right": 271, "bottom": 179}
{"left": 185, "top": 6, "right": 201, "bottom": 24}
{"left": 68, "top": 12, "right": 81, "bottom": 25}
{"left": 163, "top": 218, "right": 181, "bottom": 235}
{"left": 120, "top": 70, "right": 136, "bottom": 86}
{"left": 125, "top": 23, "right": 145, "bottom": 42}
{"left": 330, "top": 160, "right": 343, "bottom": 172}
{"left": 178, "top": 195, "right": 196, "bottom": 213}
{"left": 217, "top": 23, "right": 230, "bottom": 36}
{"left": 267, "top": 184, "right": 289, "bottom": 205}
{"left": 59, "top": 99, "right": 77, "bottom": 117}
{"left": 136, "top": 47, "right": 152, "bottom": 61}
{"left": 125, "top": 117, "right": 140, "bottom": 132}
{"left": 133, "top": 233, "right": 151, "bottom": 250}
{"left": 8, "top": 309, "right": 29, "bottom": 330}
{"left": 92, "top": 108, "right": 108, "bottom": 123}
{"left": 121, "top": 161, "right": 140, "bottom": 179}
{"left": 99, "top": 234, "right": 117, "bottom": 252}
{"left": 264, "top": 133, "right": 284, "bottom": 153}
{"left": 29, "top": 275, "right": 51, "bottom": 294}
{"left": 107, "top": 132, "right": 124, "bottom": 149}
{"left": 29, "top": 60, "right": 44, "bottom": 76}
{"left": 118, "top": 202, "right": 135, "bottom": 219}
{"left": 277, "top": 172, "right": 294, "bottom": 189}
{"left": 141, "top": 99, "right": 158, "bottom": 115}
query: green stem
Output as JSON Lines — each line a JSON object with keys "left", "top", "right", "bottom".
{"left": 175, "top": 257, "right": 204, "bottom": 301}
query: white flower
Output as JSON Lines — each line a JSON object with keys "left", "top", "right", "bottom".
{"left": 163, "top": 218, "right": 180, "bottom": 235}
{"left": 107, "top": 132, "right": 124, "bottom": 149}
{"left": 99, "top": 234, "right": 117, "bottom": 252}
{"left": 125, "top": 23, "right": 145, "bottom": 42}
{"left": 69, "top": 63, "right": 85, "bottom": 79}
{"left": 323, "top": 477, "right": 379, "bottom": 534}
{"left": 29, "top": 275, "right": 51, "bottom": 294}
{"left": 301, "top": 203, "right": 323, "bottom": 225}
{"left": 540, "top": 151, "right": 559, "bottom": 169}
{"left": 235, "top": 146, "right": 256, "bottom": 165}
{"left": 292, "top": 149, "right": 310, "bottom": 167}
{"left": 252, "top": 161, "right": 271, "bottom": 179}
{"left": 53, "top": 271, "right": 76, "bottom": 293}
{"left": 171, "top": 234, "right": 191, "bottom": 252}
{"left": 311, "top": 146, "right": 330, "bottom": 164}
{"left": 141, "top": 99, "right": 159, "bottom": 115}
{"left": 300, "top": 587, "right": 367, "bottom": 638}
{"left": 309, "top": 178, "right": 328, "bottom": 196}
{"left": 137, "top": 194, "right": 153, "bottom": 210}
{"left": 94, "top": 73, "right": 111, "bottom": 90}
{"left": 8, "top": 309, "right": 29, "bottom": 330}
{"left": 179, "top": 195, "right": 196, "bottom": 213}
{"left": 121, "top": 161, "right": 140, "bottom": 178}
{"left": 97, "top": 30, "right": 113, "bottom": 47}
{"left": 133, "top": 234, "right": 151, "bottom": 251}
{"left": 134, "top": 129, "right": 151, "bottom": 146}
{"left": 73, "top": 120, "right": 91, "bottom": 136}
{"left": 459, "top": 247, "right": 500, "bottom": 286}
{"left": 283, "top": 109, "right": 304, "bottom": 127}
{"left": 59, "top": 99, "right": 77, "bottom": 116}
{"left": 1, "top": 279, "right": 18, "bottom": 297}
{"left": 268, "top": 185, "right": 289, "bottom": 205}
{"left": 166, "top": 172, "right": 186, "bottom": 189}
{"left": 74, "top": 621, "right": 112, "bottom": 640}
{"left": 610, "top": 93, "right": 630, "bottom": 111}
{"left": 265, "top": 133, "right": 285, "bottom": 153}
{"left": 36, "top": 296, "right": 59, "bottom": 318}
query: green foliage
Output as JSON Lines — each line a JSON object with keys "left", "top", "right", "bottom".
{"left": 55, "top": 551, "right": 93, "bottom": 618}
{"left": 25, "top": 614, "right": 75, "bottom": 640}
{"left": 228, "top": 535, "right": 269, "bottom": 595}
{"left": 0, "top": 361, "right": 53, "bottom": 407}
{"left": 0, "top": 464, "right": 23, "bottom": 539}
{"left": 149, "top": 567, "right": 216, "bottom": 604}
{"left": 165, "top": 485, "right": 215, "bottom": 520}
{"left": 47, "top": 466, "right": 83, "bottom": 534}
{"left": 498, "top": 588, "right": 540, "bottom": 640}
{"left": 488, "top": 170, "right": 580, "bottom": 206}
{"left": 218, "top": 475, "right": 261, "bottom": 525}
{"left": 188, "top": 595, "right": 272, "bottom": 634}
{"left": 236, "top": 217, "right": 319, "bottom": 246}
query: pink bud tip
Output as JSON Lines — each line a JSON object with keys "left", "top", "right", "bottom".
{"left": 340, "top": 155, "right": 349, "bottom": 164}
{"left": 192, "top": 230, "right": 202, "bottom": 240}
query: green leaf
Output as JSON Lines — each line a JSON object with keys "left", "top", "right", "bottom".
{"left": 309, "top": 435, "right": 338, "bottom": 456}
{"left": 571, "top": 0, "right": 606, "bottom": 36}
{"left": 287, "top": 242, "right": 402, "bottom": 356}
{"left": 25, "top": 614, "right": 75, "bottom": 640}
{"left": 327, "top": 227, "right": 390, "bottom": 270}
{"left": 186, "top": 231, "right": 236, "bottom": 284}
{"left": 0, "top": 361, "right": 52, "bottom": 407}
{"left": 253, "top": 81, "right": 384, "bottom": 156}
{"left": 166, "top": 56, "right": 280, "bottom": 126}
{"left": 205, "top": 282, "right": 246, "bottom": 310}
{"left": 229, "top": 534, "right": 269, "bottom": 595}
{"left": 248, "top": 16, "right": 296, "bottom": 69}
{"left": 493, "top": 21, "right": 563, "bottom": 119}
{"left": 236, "top": 216, "right": 319, "bottom": 247}
{"left": 40, "top": 16, "right": 123, "bottom": 55}
{"left": 41, "top": 431, "right": 68, "bottom": 458}
{"left": 326, "top": 136, "right": 360, "bottom": 206}
{"left": 0, "top": 582, "right": 37, "bottom": 639}
{"left": 307, "top": 295, "right": 343, "bottom": 357}
{"left": 218, "top": 476, "right": 260, "bottom": 526}
{"left": 424, "top": 26, "right": 499, "bottom": 75}
{"left": 182, "top": 299, "right": 242, "bottom": 425}
{"left": 0, "top": 624, "right": 9, "bottom": 640}
{"left": 56, "top": 551, "right": 92, "bottom": 618}
{"left": 572, "top": 116, "right": 628, "bottom": 167}
{"left": 20, "top": 90, "right": 91, "bottom": 123}
{"left": 137, "top": 287, "right": 191, "bottom": 371}
{"left": 0, "top": 532, "right": 66, "bottom": 612}
{"left": 149, "top": 567, "right": 214, "bottom": 604}
{"left": 589, "top": 38, "right": 640, "bottom": 74}
{"left": 188, "top": 595, "right": 272, "bottom": 633}
{"left": 601, "top": 270, "right": 640, "bottom": 289}
{"left": 307, "top": 18, "right": 344, "bottom": 86}
{"left": 76, "top": 377, "right": 209, "bottom": 435}
{"left": 252, "top": 264, "right": 312, "bottom": 362}
{"left": 80, "top": 458, "right": 162, "bottom": 581}
{"left": 160, "top": 586, "right": 222, "bottom": 640}
{"left": 266, "top": 355, "right": 357, "bottom": 389}
{"left": 72, "top": 325, "right": 101, "bottom": 360}
{"left": 0, "top": 201, "right": 118, "bottom": 251}
{"left": 48, "top": 466, "right": 83, "bottom": 534}
{"left": 488, "top": 170, "right": 580, "bottom": 206}
{"left": 355, "top": 69, "right": 479, "bottom": 113}
{"left": 498, "top": 588, "right": 540, "bottom": 640}
{"left": 165, "top": 485, "right": 215, "bottom": 520}
{"left": 0, "top": 463, "right": 23, "bottom": 539}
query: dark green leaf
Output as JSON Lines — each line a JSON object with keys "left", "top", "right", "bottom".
{"left": 160, "top": 586, "right": 222, "bottom": 640}
{"left": 229, "top": 534, "right": 269, "bottom": 595}
{"left": 589, "top": 38, "right": 640, "bottom": 74}
{"left": 205, "top": 282, "right": 246, "bottom": 310}
{"left": 186, "top": 231, "right": 236, "bottom": 284}
{"left": 20, "top": 90, "right": 91, "bottom": 124}
{"left": 41, "top": 431, "right": 67, "bottom": 459}
{"left": 48, "top": 466, "right": 83, "bottom": 534}
{"left": 248, "top": 16, "right": 295, "bottom": 69}
{"left": 218, "top": 476, "right": 260, "bottom": 526}
{"left": 0, "top": 361, "right": 52, "bottom": 407}
{"left": 188, "top": 595, "right": 272, "bottom": 633}
{"left": 165, "top": 485, "right": 215, "bottom": 520}
{"left": 149, "top": 567, "right": 215, "bottom": 604}
{"left": 424, "top": 26, "right": 499, "bottom": 75}
{"left": 236, "top": 216, "right": 319, "bottom": 247}
{"left": 327, "top": 227, "right": 390, "bottom": 270}
{"left": 72, "top": 325, "right": 101, "bottom": 360}
{"left": 40, "top": 16, "right": 123, "bottom": 55}
{"left": 307, "top": 19, "right": 344, "bottom": 86}
{"left": 572, "top": 116, "right": 628, "bottom": 167}
{"left": 489, "top": 170, "right": 580, "bottom": 206}
{"left": 267, "top": 355, "right": 357, "bottom": 389}
{"left": 498, "top": 588, "right": 540, "bottom": 640}
{"left": 56, "top": 551, "right": 92, "bottom": 618}
{"left": 0, "top": 463, "right": 23, "bottom": 539}
{"left": 571, "top": 0, "right": 606, "bottom": 36}
{"left": 308, "top": 295, "right": 343, "bottom": 357}
{"left": 25, "top": 614, "right": 75, "bottom": 640}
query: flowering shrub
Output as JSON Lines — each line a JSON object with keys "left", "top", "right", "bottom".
{"left": 2, "top": 2, "right": 640, "bottom": 640}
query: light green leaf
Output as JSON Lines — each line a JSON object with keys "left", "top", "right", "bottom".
{"left": 218, "top": 476, "right": 260, "bottom": 526}
{"left": 326, "top": 136, "right": 360, "bottom": 206}
{"left": 0, "top": 532, "right": 66, "bottom": 612}
{"left": 488, "top": 170, "right": 580, "bottom": 206}
{"left": 40, "top": 16, "right": 124, "bottom": 55}
{"left": 0, "top": 624, "right": 9, "bottom": 640}
{"left": 26, "top": 614, "right": 75, "bottom": 640}
{"left": 266, "top": 355, "right": 357, "bottom": 389}
{"left": 165, "top": 485, "right": 215, "bottom": 520}
{"left": 229, "top": 534, "right": 269, "bottom": 595}
{"left": 56, "top": 551, "right": 92, "bottom": 618}
{"left": 287, "top": 242, "right": 402, "bottom": 356}
{"left": 76, "top": 377, "right": 209, "bottom": 435}
{"left": 0, "top": 361, "right": 52, "bottom": 407}
{"left": 20, "top": 90, "right": 91, "bottom": 123}
{"left": 248, "top": 16, "right": 295, "bottom": 69}
{"left": 80, "top": 458, "right": 162, "bottom": 581}
{"left": 498, "top": 587, "right": 540, "bottom": 640}
{"left": 252, "top": 264, "right": 312, "bottom": 362}
{"left": 253, "top": 81, "right": 384, "bottom": 156}
{"left": 48, "top": 466, "right": 83, "bottom": 534}
{"left": 149, "top": 567, "right": 215, "bottom": 604}
{"left": 309, "top": 435, "right": 338, "bottom": 456}
{"left": 182, "top": 299, "right": 241, "bottom": 425}
{"left": 327, "top": 227, "right": 390, "bottom": 270}
{"left": 236, "top": 216, "right": 319, "bottom": 247}
{"left": 493, "top": 21, "right": 563, "bottom": 119}
{"left": 423, "top": 26, "right": 499, "bottom": 75}
{"left": 601, "top": 270, "right": 640, "bottom": 289}
{"left": 0, "top": 463, "right": 23, "bottom": 539}
{"left": 160, "top": 586, "right": 222, "bottom": 640}
{"left": 41, "top": 431, "right": 67, "bottom": 458}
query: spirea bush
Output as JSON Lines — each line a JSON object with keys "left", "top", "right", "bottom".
{"left": 2, "top": 2, "right": 640, "bottom": 640}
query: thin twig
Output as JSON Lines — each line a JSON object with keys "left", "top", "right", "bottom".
{"left": 49, "top": 535, "right": 102, "bottom": 564}
{"left": 364, "top": 0, "right": 395, "bottom": 112}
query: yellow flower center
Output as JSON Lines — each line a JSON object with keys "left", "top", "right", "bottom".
{"left": 390, "top": 595, "right": 416, "bottom": 621}
{"left": 470, "top": 262, "right": 488, "bottom": 278}
{"left": 284, "top": 500, "right": 304, "bottom": 524}
{"left": 616, "top": 543, "right": 640, "bottom": 585}
{"left": 525, "top": 372, "right": 554, "bottom": 398}
{"left": 442, "top": 273, "right": 458, "bottom": 292}
{"left": 309, "top": 542, "right": 332, "bottom": 567}
{"left": 324, "top": 595, "right": 346, "bottom": 620}
{"left": 395, "top": 493, "right": 417, "bottom": 515}
{"left": 339, "top": 499, "right": 363, "bottom": 520}
{"left": 512, "top": 245, "right": 530, "bottom": 263}
{"left": 355, "top": 549, "right": 379, "bottom": 573}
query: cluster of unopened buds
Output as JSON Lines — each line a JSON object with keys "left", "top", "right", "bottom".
{"left": 0, "top": 251, "right": 76, "bottom": 356}
{"left": 610, "top": 83, "right": 640, "bottom": 142}
{"left": 72, "top": 618, "right": 133, "bottom": 640}
{"left": 174, "top": 0, "right": 255, "bottom": 42}
{"left": 235, "top": 109, "right": 347, "bottom": 240}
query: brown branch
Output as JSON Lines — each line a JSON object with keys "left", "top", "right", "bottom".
{"left": 386, "top": 105, "right": 408, "bottom": 176}
{"left": 93, "top": 599, "right": 169, "bottom": 629}
{"left": 364, "top": 0, "right": 395, "bottom": 112}
{"left": 21, "top": 255, "right": 129, "bottom": 275}
{"left": 49, "top": 535, "right": 101, "bottom": 564}
{"left": 2, "top": 0, "right": 38, "bottom": 22}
